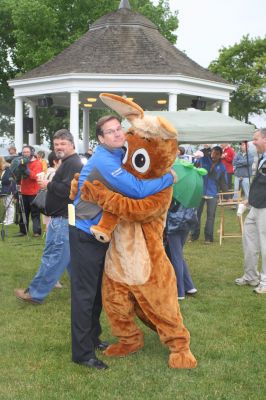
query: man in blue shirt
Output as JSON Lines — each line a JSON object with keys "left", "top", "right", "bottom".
{"left": 190, "top": 146, "right": 228, "bottom": 244}
{"left": 69, "top": 115, "right": 176, "bottom": 370}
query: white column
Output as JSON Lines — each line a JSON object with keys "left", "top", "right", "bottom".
{"left": 70, "top": 91, "right": 80, "bottom": 152}
{"left": 14, "top": 97, "right": 24, "bottom": 151}
{"left": 82, "top": 109, "right": 90, "bottom": 153}
{"left": 221, "top": 100, "right": 229, "bottom": 116}
{"left": 28, "top": 101, "right": 37, "bottom": 145}
{"left": 168, "top": 93, "right": 178, "bottom": 111}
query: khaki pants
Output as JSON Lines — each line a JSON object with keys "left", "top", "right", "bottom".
{"left": 242, "top": 207, "right": 266, "bottom": 286}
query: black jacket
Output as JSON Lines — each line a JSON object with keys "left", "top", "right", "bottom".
{"left": 45, "top": 153, "right": 82, "bottom": 217}
{"left": 249, "top": 159, "right": 266, "bottom": 208}
{"left": 0, "top": 167, "right": 16, "bottom": 195}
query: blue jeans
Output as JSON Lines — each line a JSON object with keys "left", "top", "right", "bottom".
{"left": 29, "top": 217, "right": 71, "bottom": 303}
{"left": 191, "top": 197, "right": 218, "bottom": 241}
{"left": 233, "top": 176, "right": 250, "bottom": 200}
{"left": 167, "top": 229, "right": 195, "bottom": 298}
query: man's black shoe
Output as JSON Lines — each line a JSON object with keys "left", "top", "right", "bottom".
{"left": 76, "top": 358, "right": 108, "bottom": 370}
{"left": 13, "top": 232, "right": 26, "bottom": 237}
{"left": 95, "top": 341, "right": 109, "bottom": 351}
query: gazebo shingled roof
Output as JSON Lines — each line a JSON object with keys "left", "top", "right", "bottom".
{"left": 17, "top": 6, "right": 227, "bottom": 84}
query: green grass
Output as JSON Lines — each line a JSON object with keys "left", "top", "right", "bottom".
{"left": 0, "top": 208, "right": 265, "bottom": 400}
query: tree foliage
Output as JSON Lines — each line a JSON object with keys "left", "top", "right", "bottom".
{"left": 209, "top": 35, "right": 266, "bottom": 123}
{"left": 0, "top": 0, "right": 178, "bottom": 143}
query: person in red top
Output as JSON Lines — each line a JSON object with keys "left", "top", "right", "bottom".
{"left": 221, "top": 143, "right": 235, "bottom": 190}
{"left": 15, "top": 145, "right": 43, "bottom": 237}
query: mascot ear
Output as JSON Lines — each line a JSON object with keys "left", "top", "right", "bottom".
{"left": 100, "top": 93, "right": 144, "bottom": 121}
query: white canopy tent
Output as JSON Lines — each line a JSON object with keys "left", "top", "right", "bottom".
{"left": 144, "top": 110, "right": 254, "bottom": 144}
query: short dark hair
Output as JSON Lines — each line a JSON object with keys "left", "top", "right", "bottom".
{"left": 37, "top": 150, "right": 45, "bottom": 158}
{"left": 53, "top": 129, "right": 74, "bottom": 145}
{"left": 48, "top": 151, "right": 59, "bottom": 168}
{"left": 95, "top": 115, "right": 121, "bottom": 140}
{"left": 211, "top": 145, "right": 223, "bottom": 155}
{"left": 179, "top": 146, "right": 185, "bottom": 155}
{"left": 22, "top": 145, "right": 35, "bottom": 156}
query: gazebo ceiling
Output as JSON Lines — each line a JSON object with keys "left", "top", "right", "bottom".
{"left": 31, "top": 91, "right": 218, "bottom": 112}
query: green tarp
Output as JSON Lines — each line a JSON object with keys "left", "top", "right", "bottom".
{"left": 145, "top": 110, "right": 254, "bottom": 144}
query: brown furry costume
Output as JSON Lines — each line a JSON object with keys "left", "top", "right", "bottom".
{"left": 72, "top": 94, "right": 197, "bottom": 369}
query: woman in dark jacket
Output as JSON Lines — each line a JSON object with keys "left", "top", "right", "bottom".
{"left": 165, "top": 199, "right": 198, "bottom": 300}
{"left": 0, "top": 156, "right": 16, "bottom": 225}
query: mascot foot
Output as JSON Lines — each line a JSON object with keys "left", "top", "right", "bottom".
{"left": 90, "top": 226, "right": 111, "bottom": 243}
{"left": 168, "top": 350, "right": 197, "bottom": 369}
{"left": 103, "top": 342, "right": 144, "bottom": 357}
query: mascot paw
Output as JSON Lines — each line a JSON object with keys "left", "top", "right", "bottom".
{"left": 168, "top": 350, "right": 197, "bottom": 369}
{"left": 103, "top": 342, "right": 144, "bottom": 357}
{"left": 91, "top": 226, "right": 111, "bottom": 243}
{"left": 69, "top": 173, "right": 80, "bottom": 200}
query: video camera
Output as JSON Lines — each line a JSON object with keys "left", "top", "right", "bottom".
{"left": 9, "top": 156, "right": 30, "bottom": 183}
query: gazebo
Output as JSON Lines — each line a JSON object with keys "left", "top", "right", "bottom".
{"left": 8, "top": 0, "right": 235, "bottom": 151}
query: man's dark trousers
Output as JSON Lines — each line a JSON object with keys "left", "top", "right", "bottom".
{"left": 69, "top": 225, "right": 109, "bottom": 362}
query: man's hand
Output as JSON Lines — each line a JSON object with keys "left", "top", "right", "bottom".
{"left": 170, "top": 168, "right": 178, "bottom": 184}
{"left": 37, "top": 179, "right": 48, "bottom": 189}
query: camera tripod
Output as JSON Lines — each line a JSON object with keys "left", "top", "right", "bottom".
{"left": 0, "top": 187, "right": 28, "bottom": 241}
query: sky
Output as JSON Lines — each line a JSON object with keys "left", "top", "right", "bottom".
{"left": 166, "top": 0, "right": 266, "bottom": 127}
{"left": 168, "top": 0, "right": 265, "bottom": 68}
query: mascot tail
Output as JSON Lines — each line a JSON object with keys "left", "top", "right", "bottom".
{"left": 129, "top": 293, "right": 157, "bottom": 332}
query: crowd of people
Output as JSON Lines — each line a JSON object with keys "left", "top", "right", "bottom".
{"left": 1, "top": 121, "right": 265, "bottom": 371}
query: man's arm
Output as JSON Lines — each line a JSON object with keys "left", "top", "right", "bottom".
{"left": 93, "top": 154, "right": 174, "bottom": 199}
{"left": 81, "top": 180, "right": 171, "bottom": 222}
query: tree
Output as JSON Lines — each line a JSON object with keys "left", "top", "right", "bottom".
{"left": 0, "top": 0, "right": 178, "bottom": 143}
{"left": 209, "top": 35, "right": 266, "bottom": 123}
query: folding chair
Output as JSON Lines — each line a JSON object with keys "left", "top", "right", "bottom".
{"left": 217, "top": 191, "right": 244, "bottom": 245}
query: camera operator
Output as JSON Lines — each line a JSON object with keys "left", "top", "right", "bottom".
{"left": 0, "top": 156, "right": 16, "bottom": 225}
{"left": 14, "top": 145, "right": 43, "bottom": 237}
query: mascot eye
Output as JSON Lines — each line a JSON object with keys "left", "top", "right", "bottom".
{"left": 132, "top": 148, "right": 150, "bottom": 173}
{"left": 122, "top": 141, "right": 129, "bottom": 164}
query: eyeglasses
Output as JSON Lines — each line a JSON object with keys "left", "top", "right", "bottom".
{"left": 102, "top": 126, "right": 123, "bottom": 135}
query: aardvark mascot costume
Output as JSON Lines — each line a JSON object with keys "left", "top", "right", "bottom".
{"left": 71, "top": 93, "right": 197, "bottom": 369}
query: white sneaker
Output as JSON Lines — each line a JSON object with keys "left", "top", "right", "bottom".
{"left": 235, "top": 276, "right": 259, "bottom": 287}
{"left": 54, "top": 281, "right": 63, "bottom": 289}
{"left": 178, "top": 296, "right": 185, "bottom": 300}
{"left": 186, "top": 288, "right": 197, "bottom": 294}
{"left": 253, "top": 284, "right": 266, "bottom": 294}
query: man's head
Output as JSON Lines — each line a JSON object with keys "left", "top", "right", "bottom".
{"left": 8, "top": 146, "right": 17, "bottom": 155}
{"left": 22, "top": 145, "right": 35, "bottom": 160}
{"left": 53, "top": 129, "right": 75, "bottom": 159}
{"left": 240, "top": 141, "right": 248, "bottom": 152}
{"left": 96, "top": 115, "right": 125, "bottom": 148}
{"left": 253, "top": 128, "right": 266, "bottom": 154}
{"left": 220, "top": 143, "right": 228, "bottom": 149}
{"left": 211, "top": 146, "right": 223, "bottom": 163}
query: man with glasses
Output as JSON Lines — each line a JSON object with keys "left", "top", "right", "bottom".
{"left": 69, "top": 115, "right": 176, "bottom": 370}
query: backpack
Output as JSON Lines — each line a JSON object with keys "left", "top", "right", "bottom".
{"left": 166, "top": 200, "right": 197, "bottom": 234}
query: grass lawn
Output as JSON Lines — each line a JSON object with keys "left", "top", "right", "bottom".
{"left": 0, "top": 207, "right": 265, "bottom": 400}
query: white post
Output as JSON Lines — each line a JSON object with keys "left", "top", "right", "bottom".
{"left": 168, "top": 93, "right": 178, "bottom": 111}
{"left": 221, "top": 100, "right": 229, "bottom": 116}
{"left": 14, "top": 97, "right": 24, "bottom": 152}
{"left": 28, "top": 101, "right": 37, "bottom": 145}
{"left": 70, "top": 91, "right": 80, "bottom": 152}
{"left": 83, "top": 108, "right": 90, "bottom": 153}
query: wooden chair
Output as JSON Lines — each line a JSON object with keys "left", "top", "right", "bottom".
{"left": 217, "top": 191, "right": 244, "bottom": 245}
